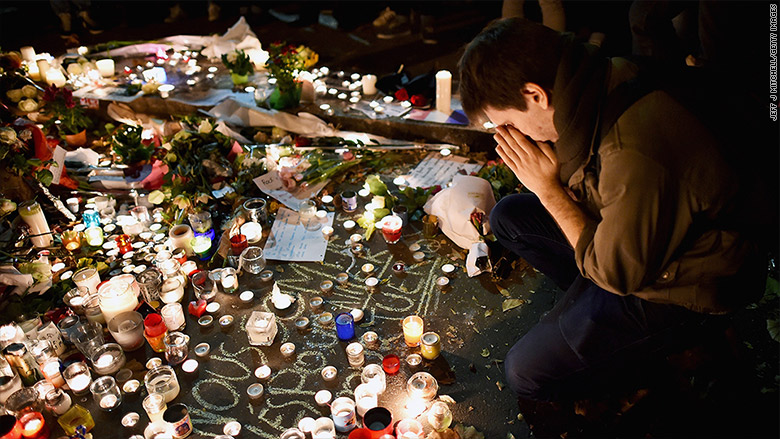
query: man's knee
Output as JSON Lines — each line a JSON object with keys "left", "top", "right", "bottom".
{"left": 505, "top": 338, "right": 546, "bottom": 400}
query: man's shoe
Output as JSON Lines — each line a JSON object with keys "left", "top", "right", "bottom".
{"left": 372, "top": 7, "right": 396, "bottom": 28}
{"left": 376, "top": 15, "right": 411, "bottom": 39}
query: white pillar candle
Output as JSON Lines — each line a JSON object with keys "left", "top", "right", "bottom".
{"left": 96, "top": 59, "right": 115, "bottom": 77}
{"left": 45, "top": 69, "right": 67, "bottom": 87}
{"left": 361, "top": 74, "right": 377, "bottom": 95}
{"left": 435, "top": 70, "right": 452, "bottom": 115}
{"left": 98, "top": 280, "right": 139, "bottom": 323}
{"left": 36, "top": 59, "right": 51, "bottom": 79}
{"left": 20, "top": 46, "right": 36, "bottom": 62}
{"left": 27, "top": 62, "right": 40, "bottom": 81}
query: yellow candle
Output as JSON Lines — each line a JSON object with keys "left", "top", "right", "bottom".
{"left": 403, "top": 316, "right": 424, "bottom": 347}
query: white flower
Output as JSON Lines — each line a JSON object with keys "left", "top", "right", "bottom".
{"left": 18, "top": 99, "right": 38, "bottom": 113}
{"left": 197, "top": 120, "right": 213, "bottom": 134}
{"left": 0, "top": 127, "right": 17, "bottom": 144}
{"left": 227, "top": 51, "right": 238, "bottom": 64}
{"left": 21, "top": 85, "right": 38, "bottom": 99}
{"left": 6, "top": 89, "right": 23, "bottom": 102}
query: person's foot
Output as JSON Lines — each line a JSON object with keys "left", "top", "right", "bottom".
{"left": 372, "top": 7, "right": 396, "bottom": 28}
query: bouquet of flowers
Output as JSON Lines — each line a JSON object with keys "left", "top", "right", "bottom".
{"left": 41, "top": 85, "right": 91, "bottom": 136}
{"left": 0, "top": 124, "right": 53, "bottom": 186}
{"left": 221, "top": 49, "right": 253, "bottom": 84}
{"left": 111, "top": 124, "right": 155, "bottom": 166}
{"left": 265, "top": 42, "right": 305, "bottom": 95}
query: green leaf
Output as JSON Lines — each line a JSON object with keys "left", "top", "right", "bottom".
{"left": 35, "top": 169, "right": 53, "bottom": 186}
{"left": 502, "top": 299, "right": 524, "bottom": 312}
{"left": 768, "top": 319, "right": 780, "bottom": 343}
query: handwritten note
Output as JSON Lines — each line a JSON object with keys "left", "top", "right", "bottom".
{"left": 262, "top": 207, "right": 334, "bottom": 262}
{"left": 253, "top": 171, "right": 327, "bottom": 211}
{"left": 405, "top": 152, "right": 483, "bottom": 189}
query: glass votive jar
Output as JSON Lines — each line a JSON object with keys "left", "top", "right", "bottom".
{"left": 91, "top": 343, "right": 126, "bottom": 375}
{"left": 163, "top": 332, "right": 190, "bottom": 366}
{"left": 62, "top": 362, "right": 91, "bottom": 395}
{"left": 136, "top": 267, "right": 162, "bottom": 306}
{"left": 345, "top": 342, "right": 365, "bottom": 368}
{"left": 144, "top": 421, "right": 173, "bottom": 439}
{"left": 107, "top": 311, "right": 145, "bottom": 352}
{"left": 188, "top": 211, "right": 212, "bottom": 233}
{"left": 330, "top": 397, "right": 356, "bottom": 433}
{"left": 406, "top": 354, "right": 423, "bottom": 372}
{"left": 142, "top": 393, "right": 167, "bottom": 423}
{"left": 160, "top": 277, "right": 184, "bottom": 304}
{"left": 407, "top": 371, "right": 438, "bottom": 401}
{"left": 144, "top": 365, "right": 180, "bottom": 403}
{"left": 247, "top": 383, "right": 264, "bottom": 401}
{"left": 421, "top": 332, "right": 442, "bottom": 360}
{"left": 144, "top": 313, "right": 168, "bottom": 353}
{"left": 335, "top": 313, "right": 355, "bottom": 341}
{"left": 230, "top": 233, "right": 248, "bottom": 257}
{"left": 361, "top": 332, "right": 378, "bottom": 351}
{"left": 98, "top": 279, "right": 139, "bottom": 324}
{"left": 61, "top": 230, "right": 82, "bottom": 252}
{"left": 381, "top": 354, "right": 400, "bottom": 375}
{"left": 71, "top": 321, "right": 105, "bottom": 357}
{"left": 396, "top": 419, "right": 424, "bottom": 439}
{"left": 63, "top": 286, "right": 89, "bottom": 316}
{"left": 192, "top": 270, "right": 216, "bottom": 302}
{"left": 243, "top": 198, "right": 268, "bottom": 224}
{"left": 115, "top": 234, "right": 133, "bottom": 254}
{"left": 72, "top": 267, "right": 100, "bottom": 295}
{"left": 240, "top": 222, "right": 263, "bottom": 244}
{"left": 4, "top": 387, "right": 41, "bottom": 416}
{"left": 354, "top": 383, "right": 377, "bottom": 417}
{"left": 321, "top": 366, "right": 337, "bottom": 382}
{"left": 56, "top": 315, "right": 81, "bottom": 345}
{"left": 318, "top": 312, "right": 334, "bottom": 328}
{"left": 191, "top": 235, "right": 212, "bottom": 260}
{"left": 41, "top": 359, "right": 65, "bottom": 388}
{"left": 435, "top": 276, "right": 450, "bottom": 291}
{"left": 379, "top": 214, "right": 403, "bottom": 244}
{"left": 83, "top": 295, "right": 105, "bottom": 325}
{"left": 19, "top": 411, "right": 49, "bottom": 438}
{"left": 402, "top": 315, "right": 424, "bottom": 347}
{"left": 314, "top": 390, "right": 332, "bottom": 406}
{"left": 246, "top": 311, "right": 277, "bottom": 347}
{"left": 82, "top": 209, "right": 101, "bottom": 229}
{"left": 90, "top": 376, "right": 121, "bottom": 411}
{"left": 313, "top": 417, "right": 336, "bottom": 439}
{"left": 361, "top": 364, "right": 386, "bottom": 394}
{"left": 180, "top": 260, "right": 197, "bottom": 277}
{"left": 281, "top": 427, "right": 306, "bottom": 439}
{"left": 239, "top": 246, "right": 266, "bottom": 274}
{"left": 44, "top": 388, "right": 71, "bottom": 416}
{"left": 84, "top": 226, "right": 104, "bottom": 247}
{"left": 161, "top": 303, "right": 186, "bottom": 331}
{"left": 220, "top": 267, "right": 238, "bottom": 294}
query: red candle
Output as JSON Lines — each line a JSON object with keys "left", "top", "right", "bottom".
{"left": 380, "top": 215, "right": 403, "bottom": 244}
{"left": 115, "top": 234, "right": 132, "bottom": 255}
{"left": 20, "top": 412, "right": 48, "bottom": 439}
{"left": 0, "top": 414, "right": 22, "bottom": 439}
{"left": 229, "top": 234, "right": 248, "bottom": 256}
{"left": 382, "top": 354, "right": 400, "bottom": 375}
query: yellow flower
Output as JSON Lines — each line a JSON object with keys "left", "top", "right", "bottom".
{"left": 197, "top": 120, "right": 213, "bottom": 134}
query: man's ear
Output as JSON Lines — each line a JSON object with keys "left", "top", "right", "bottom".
{"left": 521, "top": 83, "right": 550, "bottom": 109}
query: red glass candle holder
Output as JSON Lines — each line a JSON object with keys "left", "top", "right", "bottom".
{"left": 229, "top": 234, "right": 248, "bottom": 256}
{"left": 19, "top": 412, "right": 48, "bottom": 439}
{"left": 0, "top": 414, "right": 22, "bottom": 439}
{"left": 115, "top": 234, "right": 132, "bottom": 255}
{"left": 381, "top": 354, "right": 400, "bottom": 375}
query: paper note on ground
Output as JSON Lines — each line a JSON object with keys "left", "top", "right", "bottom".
{"left": 405, "top": 152, "right": 483, "bottom": 188}
{"left": 263, "top": 207, "right": 334, "bottom": 262}
{"left": 253, "top": 170, "right": 327, "bottom": 211}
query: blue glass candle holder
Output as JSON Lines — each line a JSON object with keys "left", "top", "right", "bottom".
{"left": 335, "top": 313, "right": 355, "bottom": 341}
{"left": 83, "top": 210, "right": 101, "bottom": 229}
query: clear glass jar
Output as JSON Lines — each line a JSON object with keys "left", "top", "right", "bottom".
{"left": 142, "top": 393, "right": 167, "bottom": 423}
{"left": 98, "top": 280, "right": 139, "bottom": 324}
{"left": 136, "top": 267, "right": 162, "bottom": 305}
{"left": 144, "top": 365, "right": 180, "bottom": 403}
{"left": 45, "top": 388, "right": 72, "bottom": 416}
{"left": 90, "top": 376, "right": 122, "bottom": 411}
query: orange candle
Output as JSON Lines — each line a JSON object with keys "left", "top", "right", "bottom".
{"left": 402, "top": 316, "right": 424, "bottom": 347}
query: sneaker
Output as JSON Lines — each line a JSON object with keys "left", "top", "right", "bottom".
{"left": 376, "top": 15, "right": 411, "bottom": 39}
{"left": 318, "top": 10, "right": 339, "bottom": 29}
{"left": 372, "top": 7, "right": 396, "bottom": 28}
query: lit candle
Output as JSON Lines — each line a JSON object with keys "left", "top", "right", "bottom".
{"left": 280, "top": 342, "right": 296, "bottom": 358}
{"left": 254, "top": 365, "right": 272, "bottom": 380}
{"left": 20, "top": 412, "right": 47, "bottom": 438}
{"left": 315, "top": 390, "right": 332, "bottom": 406}
{"left": 100, "top": 394, "right": 118, "bottom": 409}
{"left": 18, "top": 201, "right": 52, "bottom": 248}
{"left": 191, "top": 235, "right": 211, "bottom": 259}
{"left": 42, "top": 360, "right": 65, "bottom": 387}
{"left": 45, "top": 69, "right": 67, "bottom": 87}
{"left": 270, "top": 283, "right": 293, "bottom": 310}
{"left": 435, "top": 70, "right": 452, "bottom": 115}
{"left": 403, "top": 316, "right": 424, "bottom": 347}
{"left": 68, "top": 374, "right": 91, "bottom": 393}
{"left": 321, "top": 366, "right": 337, "bottom": 382}
{"left": 362, "top": 74, "right": 377, "bottom": 95}
{"left": 354, "top": 383, "right": 378, "bottom": 417}
{"left": 96, "top": 59, "right": 115, "bottom": 77}
{"left": 98, "top": 279, "right": 139, "bottom": 323}
{"left": 84, "top": 226, "right": 104, "bottom": 246}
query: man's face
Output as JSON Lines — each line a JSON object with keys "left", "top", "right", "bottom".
{"left": 483, "top": 88, "right": 558, "bottom": 143}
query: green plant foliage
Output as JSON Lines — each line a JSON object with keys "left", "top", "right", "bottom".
{"left": 112, "top": 125, "right": 154, "bottom": 165}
